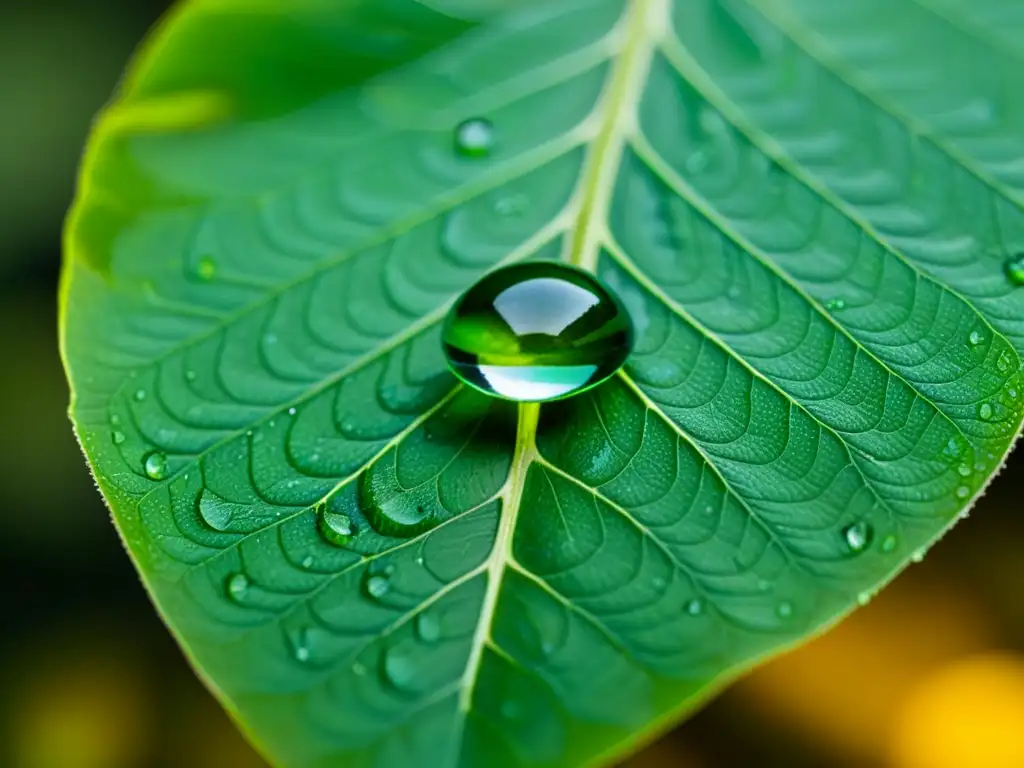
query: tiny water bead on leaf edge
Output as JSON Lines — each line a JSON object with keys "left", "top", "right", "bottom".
{"left": 442, "top": 262, "right": 635, "bottom": 402}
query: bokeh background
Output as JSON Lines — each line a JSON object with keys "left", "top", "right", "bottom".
{"left": 3, "top": 1, "right": 1024, "bottom": 766}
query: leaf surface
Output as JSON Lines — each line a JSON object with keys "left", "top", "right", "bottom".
{"left": 61, "top": 0, "right": 1024, "bottom": 766}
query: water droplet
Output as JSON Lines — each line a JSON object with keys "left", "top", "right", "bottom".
{"left": 997, "top": 351, "right": 1014, "bottom": 374}
{"left": 956, "top": 485, "right": 971, "bottom": 500}
{"left": 143, "top": 451, "right": 168, "bottom": 480}
{"left": 1009, "top": 388, "right": 1019, "bottom": 401}
{"left": 415, "top": 612, "right": 441, "bottom": 643}
{"left": 184, "top": 369, "right": 197, "bottom": 382}
{"left": 227, "top": 573, "right": 249, "bottom": 602}
{"left": 826, "top": 298, "right": 846, "bottom": 311}
{"left": 494, "top": 194, "right": 528, "bottom": 217}
{"left": 756, "top": 578, "right": 771, "bottom": 592}
{"left": 352, "top": 661, "right": 367, "bottom": 676}
{"left": 956, "top": 463, "right": 971, "bottom": 477}
{"left": 194, "top": 255, "right": 217, "bottom": 281}
{"left": 442, "top": 263, "right": 634, "bottom": 402}
{"left": 319, "top": 508, "right": 357, "bottom": 547}
{"left": 133, "top": 389, "right": 147, "bottom": 402}
{"left": 857, "top": 590, "right": 872, "bottom": 606}
{"left": 842, "top": 521, "right": 873, "bottom": 553}
{"left": 1004, "top": 254, "right": 1024, "bottom": 285}
{"left": 109, "top": 414, "right": 121, "bottom": 426}
{"left": 652, "top": 576, "right": 666, "bottom": 590}
{"left": 776, "top": 600, "right": 794, "bottom": 619}
{"left": 975, "top": 461, "right": 986, "bottom": 473}
{"left": 454, "top": 118, "right": 494, "bottom": 158}
{"left": 111, "top": 431, "right": 126, "bottom": 445}
{"left": 880, "top": 533, "right": 898, "bottom": 553}
{"left": 383, "top": 645, "right": 418, "bottom": 690}
{"left": 726, "top": 285, "right": 741, "bottom": 300}
{"left": 685, "top": 598, "right": 704, "bottom": 616}
{"left": 288, "top": 407, "right": 297, "bottom": 416}
{"left": 265, "top": 333, "right": 278, "bottom": 346}
{"left": 942, "top": 436, "right": 963, "bottom": 459}
{"left": 911, "top": 547, "right": 927, "bottom": 563}
{"left": 301, "top": 555, "right": 314, "bottom": 569}
{"left": 969, "top": 330, "right": 985, "bottom": 347}
{"left": 292, "top": 628, "right": 311, "bottom": 663}
{"left": 978, "top": 403, "right": 995, "bottom": 421}
{"left": 363, "top": 572, "right": 391, "bottom": 600}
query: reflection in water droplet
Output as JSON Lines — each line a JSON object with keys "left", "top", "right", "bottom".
{"left": 442, "top": 262, "right": 635, "bottom": 402}
{"left": 978, "top": 403, "right": 994, "bottom": 421}
{"left": 194, "top": 256, "right": 217, "bottom": 281}
{"left": 880, "top": 533, "right": 898, "bottom": 553}
{"left": 143, "top": 452, "right": 168, "bottom": 480}
{"left": 454, "top": 118, "right": 494, "bottom": 158}
{"left": 956, "top": 486, "right": 971, "bottom": 500}
{"left": 968, "top": 330, "right": 985, "bottom": 347}
{"left": 415, "top": 612, "right": 441, "bottom": 643}
{"left": 363, "top": 572, "right": 391, "bottom": 600}
{"left": 1004, "top": 254, "right": 1024, "bottom": 285}
{"left": 227, "top": 573, "right": 249, "bottom": 602}
{"left": 319, "top": 508, "right": 357, "bottom": 547}
{"left": 842, "top": 521, "right": 873, "bottom": 553}
{"left": 685, "top": 598, "right": 704, "bottom": 616}
{"left": 112, "top": 431, "right": 126, "bottom": 445}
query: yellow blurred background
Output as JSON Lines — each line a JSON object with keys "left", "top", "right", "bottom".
{"left": 2, "top": 1, "right": 1023, "bottom": 767}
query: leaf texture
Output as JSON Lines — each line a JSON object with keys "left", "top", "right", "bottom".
{"left": 61, "top": 0, "right": 1024, "bottom": 766}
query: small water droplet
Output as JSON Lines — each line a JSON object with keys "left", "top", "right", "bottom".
{"left": 880, "top": 533, "right": 898, "bottom": 553}
{"left": 288, "top": 406, "right": 297, "bottom": 416}
{"left": 454, "top": 118, "right": 494, "bottom": 158}
{"left": 975, "top": 461, "right": 986, "bottom": 472}
{"left": 301, "top": 555, "right": 314, "bottom": 569}
{"left": 652, "top": 576, "right": 666, "bottom": 590}
{"left": 415, "top": 612, "right": 441, "bottom": 643}
{"left": 383, "top": 645, "right": 418, "bottom": 690}
{"left": 194, "top": 255, "right": 217, "bottom": 281}
{"left": 1004, "top": 254, "right": 1024, "bottom": 285}
{"left": 319, "top": 508, "right": 357, "bottom": 547}
{"left": 997, "top": 351, "right": 1014, "bottom": 374}
{"left": 756, "top": 578, "right": 771, "bottom": 592}
{"left": 978, "top": 402, "right": 995, "bottom": 421}
{"left": 776, "top": 600, "right": 794, "bottom": 619}
{"left": 134, "top": 389, "right": 147, "bottom": 402}
{"left": 540, "top": 640, "right": 556, "bottom": 657}
{"left": 958, "top": 463, "right": 972, "bottom": 477}
{"left": 363, "top": 572, "right": 391, "bottom": 600}
{"left": 184, "top": 369, "right": 197, "bottom": 382}
{"left": 969, "top": 330, "right": 985, "bottom": 347}
{"left": 143, "top": 451, "right": 168, "bottom": 480}
{"left": 857, "top": 590, "right": 872, "bottom": 606}
{"left": 685, "top": 598, "right": 704, "bottom": 616}
{"left": 911, "top": 547, "right": 927, "bottom": 563}
{"left": 112, "top": 431, "right": 126, "bottom": 445}
{"left": 109, "top": 413, "right": 121, "bottom": 426}
{"left": 352, "top": 661, "right": 367, "bottom": 676}
{"left": 842, "top": 521, "right": 873, "bottom": 553}
{"left": 942, "top": 436, "right": 963, "bottom": 459}
{"left": 227, "top": 573, "right": 249, "bottom": 602}
{"left": 726, "top": 285, "right": 741, "bottom": 300}
{"left": 1009, "top": 388, "right": 1019, "bottom": 401}
{"left": 292, "top": 628, "right": 311, "bottom": 663}
{"left": 956, "top": 485, "right": 971, "bottom": 500}
{"left": 826, "top": 298, "right": 846, "bottom": 311}
{"left": 265, "top": 333, "right": 278, "bottom": 346}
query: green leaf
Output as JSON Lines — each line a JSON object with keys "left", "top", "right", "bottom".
{"left": 61, "top": 0, "right": 1024, "bottom": 765}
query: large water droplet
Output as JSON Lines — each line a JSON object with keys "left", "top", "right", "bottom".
{"left": 363, "top": 571, "right": 391, "bottom": 600}
{"left": 143, "top": 451, "right": 168, "bottom": 480}
{"left": 1004, "top": 254, "right": 1024, "bottom": 285}
{"left": 454, "top": 118, "right": 494, "bottom": 158}
{"left": 227, "top": 573, "right": 250, "bottom": 602}
{"left": 842, "top": 521, "right": 873, "bottom": 553}
{"left": 318, "top": 506, "right": 357, "bottom": 547}
{"left": 415, "top": 612, "right": 441, "bottom": 643}
{"left": 442, "top": 263, "right": 635, "bottom": 402}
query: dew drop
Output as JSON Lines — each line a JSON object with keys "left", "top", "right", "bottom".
{"left": 109, "top": 413, "right": 121, "bottom": 426}
{"left": 319, "top": 508, "right": 357, "bottom": 547}
{"left": 352, "top": 661, "right": 367, "bottom": 677}
{"left": 112, "top": 431, "right": 126, "bottom": 446}
{"left": 652, "top": 576, "right": 666, "bottom": 591}
{"left": 880, "top": 533, "right": 898, "bottom": 553}
{"left": 383, "top": 645, "right": 418, "bottom": 690}
{"left": 288, "top": 406, "right": 297, "bottom": 416}
{"left": 442, "top": 262, "right": 635, "bottom": 402}
{"left": 857, "top": 590, "right": 872, "bottom": 607}
{"left": 826, "top": 298, "right": 846, "bottom": 311}
{"left": 194, "top": 255, "right": 217, "bottom": 281}
{"left": 363, "top": 572, "right": 391, "bottom": 600}
{"left": 685, "top": 598, "right": 704, "bottom": 616}
{"left": 184, "top": 369, "right": 197, "bottom": 382}
{"left": 776, "top": 600, "right": 794, "bottom": 619}
{"left": 1004, "top": 254, "right": 1024, "bottom": 285}
{"left": 143, "top": 451, "right": 168, "bottom": 480}
{"left": 956, "top": 485, "right": 971, "bottom": 500}
{"left": 911, "top": 547, "right": 927, "bottom": 563}
{"left": 968, "top": 330, "right": 985, "bottom": 347}
{"left": 134, "top": 389, "right": 147, "bottom": 402}
{"left": 292, "top": 628, "right": 311, "bottom": 663}
{"left": 842, "top": 521, "right": 873, "bottom": 553}
{"left": 1010, "top": 388, "right": 1020, "bottom": 401}
{"left": 301, "top": 555, "right": 314, "bottom": 570}
{"left": 415, "top": 612, "right": 441, "bottom": 644}
{"left": 454, "top": 118, "right": 494, "bottom": 158}
{"left": 957, "top": 463, "right": 972, "bottom": 477}
{"left": 756, "top": 578, "right": 771, "bottom": 592}
{"left": 996, "top": 351, "right": 1014, "bottom": 374}
{"left": 941, "top": 436, "right": 963, "bottom": 459}
{"left": 978, "top": 403, "right": 995, "bottom": 421}
{"left": 227, "top": 573, "right": 250, "bottom": 602}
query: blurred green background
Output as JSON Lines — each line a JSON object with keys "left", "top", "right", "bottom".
{"left": 3, "top": 1, "right": 1024, "bottom": 766}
